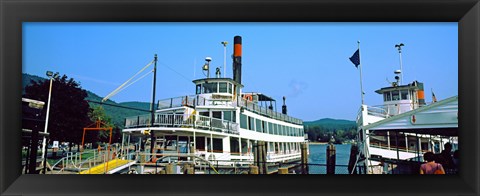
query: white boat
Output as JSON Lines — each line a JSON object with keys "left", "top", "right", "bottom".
{"left": 352, "top": 76, "right": 458, "bottom": 174}
{"left": 120, "top": 36, "right": 306, "bottom": 169}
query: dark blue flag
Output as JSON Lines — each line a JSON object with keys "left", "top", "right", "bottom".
{"left": 349, "top": 49, "right": 360, "bottom": 68}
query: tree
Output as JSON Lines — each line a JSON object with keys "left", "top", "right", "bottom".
{"left": 24, "top": 75, "right": 93, "bottom": 152}
{"left": 88, "top": 105, "right": 123, "bottom": 145}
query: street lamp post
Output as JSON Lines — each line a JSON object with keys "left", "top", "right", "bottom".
{"left": 41, "top": 71, "right": 59, "bottom": 161}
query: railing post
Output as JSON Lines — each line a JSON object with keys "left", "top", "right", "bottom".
{"left": 137, "top": 116, "right": 140, "bottom": 127}
{"left": 170, "top": 98, "right": 173, "bottom": 108}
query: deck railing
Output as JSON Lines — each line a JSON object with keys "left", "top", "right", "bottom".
{"left": 125, "top": 113, "right": 239, "bottom": 135}
{"left": 154, "top": 95, "right": 303, "bottom": 125}
{"left": 235, "top": 97, "right": 303, "bottom": 125}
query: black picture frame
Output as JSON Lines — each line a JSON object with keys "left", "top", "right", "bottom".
{"left": 1, "top": 0, "right": 479, "bottom": 196}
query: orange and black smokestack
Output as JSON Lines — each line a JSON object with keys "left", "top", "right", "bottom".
{"left": 414, "top": 81, "right": 426, "bottom": 106}
{"left": 233, "top": 36, "right": 242, "bottom": 84}
{"left": 417, "top": 82, "right": 426, "bottom": 106}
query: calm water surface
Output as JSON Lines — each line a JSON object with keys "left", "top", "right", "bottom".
{"left": 308, "top": 144, "right": 351, "bottom": 165}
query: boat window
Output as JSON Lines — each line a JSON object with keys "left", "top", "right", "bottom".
{"left": 195, "top": 136, "right": 205, "bottom": 150}
{"left": 240, "top": 114, "right": 247, "bottom": 129}
{"left": 203, "top": 82, "right": 218, "bottom": 93}
{"left": 392, "top": 90, "right": 400, "bottom": 101}
{"left": 230, "top": 138, "right": 239, "bottom": 154}
{"left": 199, "top": 112, "right": 209, "bottom": 117}
{"left": 223, "top": 111, "right": 232, "bottom": 121}
{"left": 241, "top": 140, "right": 248, "bottom": 154}
{"left": 165, "top": 135, "right": 177, "bottom": 151}
{"left": 228, "top": 83, "right": 233, "bottom": 94}
{"left": 384, "top": 92, "right": 391, "bottom": 101}
{"left": 219, "top": 82, "right": 228, "bottom": 93}
{"left": 256, "top": 119, "right": 262, "bottom": 132}
{"left": 268, "top": 122, "right": 273, "bottom": 134}
{"left": 232, "top": 111, "right": 236, "bottom": 123}
{"left": 248, "top": 117, "right": 255, "bottom": 131}
{"left": 262, "top": 121, "right": 266, "bottom": 133}
{"left": 212, "top": 111, "right": 222, "bottom": 119}
{"left": 400, "top": 90, "right": 409, "bottom": 100}
{"left": 212, "top": 138, "right": 223, "bottom": 152}
{"left": 196, "top": 84, "right": 202, "bottom": 94}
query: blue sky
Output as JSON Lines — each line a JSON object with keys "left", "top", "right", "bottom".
{"left": 23, "top": 22, "right": 458, "bottom": 121}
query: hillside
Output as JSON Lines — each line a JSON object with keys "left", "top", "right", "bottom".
{"left": 303, "top": 118, "right": 357, "bottom": 144}
{"left": 304, "top": 118, "right": 356, "bottom": 129}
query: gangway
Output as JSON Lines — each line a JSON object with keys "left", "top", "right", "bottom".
{"left": 78, "top": 159, "right": 136, "bottom": 174}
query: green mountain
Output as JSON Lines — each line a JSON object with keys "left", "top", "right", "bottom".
{"left": 304, "top": 118, "right": 356, "bottom": 128}
{"left": 22, "top": 73, "right": 151, "bottom": 128}
{"left": 303, "top": 118, "right": 357, "bottom": 144}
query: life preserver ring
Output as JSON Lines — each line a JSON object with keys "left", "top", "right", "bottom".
{"left": 243, "top": 94, "right": 253, "bottom": 102}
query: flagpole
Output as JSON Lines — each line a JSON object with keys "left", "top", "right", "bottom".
{"left": 358, "top": 40, "right": 364, "bottom": 105}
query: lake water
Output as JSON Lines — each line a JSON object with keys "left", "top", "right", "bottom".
{"left": 308, "top": 144, "right": 351, "bottom": 165}
{"left": 305, "top": 144, "right": 352, "bottom": 174}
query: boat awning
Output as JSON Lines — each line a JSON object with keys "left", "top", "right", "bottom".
{"left": 363, "top": 95, "right": 458, "bottom": 136}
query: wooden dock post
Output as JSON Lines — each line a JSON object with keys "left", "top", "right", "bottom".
{"left": 326, "top": 143, "right": 336, "bottom": 174}
{"left": 187, "top": 167, "right": 194, "bottom": 174}
{"left": 258, "top": 141, "right": 265, "bottom": 174}
{"left": 249, "top": 165, "right": 259, "bottom": 174}
{"left": 301, "top": 143, "right": 309, "bottom": 174}
{"left": 166, "top": 163, "right": 174, "bottom": 174}
{"left": 253, "top": 141, "right": 258, "bottom": 169}
{"left": 278, "top": 168, "right": 289, "bottom": 174}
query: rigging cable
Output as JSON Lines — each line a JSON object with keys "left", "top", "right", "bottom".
{"left": 102, "top": 60, "right": 154, "bottom": 102}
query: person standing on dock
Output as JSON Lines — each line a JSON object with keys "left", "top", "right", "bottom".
{"left": 420, "top": 152, "right": 445, "bottom": 174}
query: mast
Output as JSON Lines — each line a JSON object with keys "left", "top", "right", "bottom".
{"left": 358, "top": 41, "right": 365, "bottom": 105}
{"left": 395, "top": 43, "right": 404, "bottom": 85}
{"left": 150, "top": 54, "right": 157, "bottom": 158}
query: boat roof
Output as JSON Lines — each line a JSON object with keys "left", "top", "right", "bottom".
{"left": 363, "top": 95, "right": 458, "bottom": 136}
{"left": 374, "top": 81, "right": 422, "bottom": 94}
{"left": 242, "top": 92, "right": 276, "bottom": 102}
{"left": 192, "top": 78, "right": 244, "bottom": 88}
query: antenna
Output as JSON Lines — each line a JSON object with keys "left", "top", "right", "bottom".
{"left": 221, "top": 41, "right": 228, "bottom": 78}
{"left": 395, "top": 43, "right": 405, "bottom": 85}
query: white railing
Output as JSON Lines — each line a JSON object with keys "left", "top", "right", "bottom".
{"left": 157, "top": 95, "right": 206, "bottom": 109}
{"left": 235, "top": 96, "right": 303, "bottom": 125}
{"left": 125, "top": 113, "right": 239, "bottom": 135}
{"left": 150, "top": 94, "right": 302, "bottom": 125}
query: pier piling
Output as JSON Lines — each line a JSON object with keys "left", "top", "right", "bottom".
{"left": 278, "top": 168, "right": 289, "bottom": 174}
{"left": 166, "top": 163, "right": 174, "bottom": 174}
{"left": 249, "top": 165, "right": 259, "bottom": 174}
{"left": 326, "top": 143, "right": 336, "bottom": 174}
{"left": 301, "top": 143, "right": 309, "bottom": 174}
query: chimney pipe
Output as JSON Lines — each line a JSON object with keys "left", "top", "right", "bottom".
{"left": 282, "top": 96, "right": 287, "bottom": 115}
{"left": 233, "top": 36, "right": 242, "bottom": 84}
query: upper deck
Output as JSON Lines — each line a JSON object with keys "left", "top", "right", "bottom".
{"left": 125, "top": 93, "right": 303, "bottom": 129}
